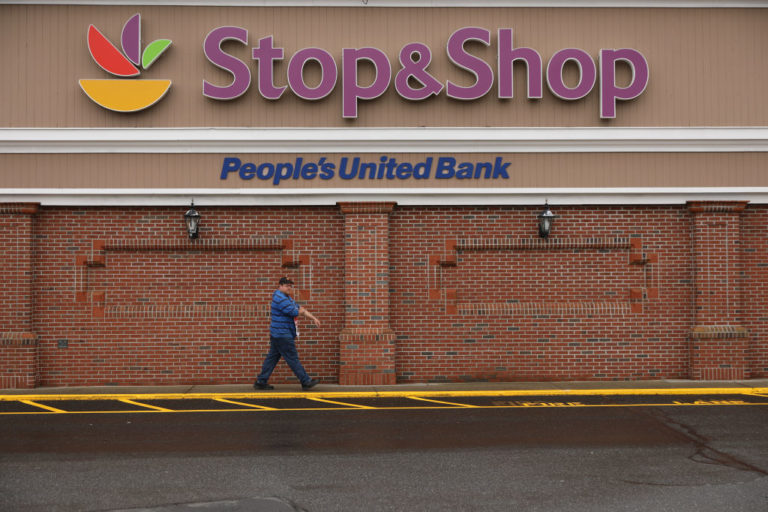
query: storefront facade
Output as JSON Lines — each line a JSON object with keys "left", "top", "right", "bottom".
{"left": 1, "top": 1, "right": 767, "bottom": 388}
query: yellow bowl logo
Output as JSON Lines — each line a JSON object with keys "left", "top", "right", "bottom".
{"left": 79, "top": 14, "right": 172, "bottom": 112}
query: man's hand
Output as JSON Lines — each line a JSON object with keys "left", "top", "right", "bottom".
{"left": 299, "top": 306, "right": 321, "bottom": 327}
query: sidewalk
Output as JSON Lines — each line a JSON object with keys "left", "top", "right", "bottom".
{"left": 3, "top": 378, "right": 768, "bottom": 397}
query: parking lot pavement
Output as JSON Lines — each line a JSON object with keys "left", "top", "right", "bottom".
{"left": 2, "top": 382, "right": 767, "bottom": 511}
{"left": 2, "top": 388, "right": 768, "bottom": 416}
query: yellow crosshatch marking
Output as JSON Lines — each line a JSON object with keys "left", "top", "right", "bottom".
{"left": 118, "top": 399, "right": 173, "bottom": 412}
{"left": 3, "top": 387, "right": 768, "bottom": 402}
{"left": 214, "top": 398, "right": 277, "bottom": 410}
{"left": 0, "top": 388, "right": 767, "bottom": 415}
{"left": 19, "top": 400, "right": 65, "bottom": 413}
{"left": 406, "top": 396, "right": 479, "bottom": 407}
{"left": 306, "top": 397, "right": 375, "bottom": 409}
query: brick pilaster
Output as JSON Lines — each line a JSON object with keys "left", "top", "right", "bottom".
{"left": 0, "top": 203, "right": 39, "bottom": 388}
{"left": 687, "top": 201, "right": 749, "bottom": 380}
{"left": 337, "top": 202, "right": 397, "bottom": 385}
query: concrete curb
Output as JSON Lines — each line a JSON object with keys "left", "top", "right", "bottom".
{"left": 3, "top": 379, "right": 768, "bottom": 400}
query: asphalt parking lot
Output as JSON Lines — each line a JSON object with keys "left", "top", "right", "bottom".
{"left": 2, "top": 389, "right": 768, "bottom": 415}
{"left": 2, "top": 385, "right": 768, "bottom": 511}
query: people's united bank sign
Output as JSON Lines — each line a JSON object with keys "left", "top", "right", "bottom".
{"left": 220, "top": 155, "right": 514, "bottom": 185}
{"left": 80, "top": 14, "right": 649, "bottom": 119}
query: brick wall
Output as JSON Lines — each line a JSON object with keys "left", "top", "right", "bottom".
{"left": 688, "top": 202, "right": 750, "bottom": 380}
{"left": 390, "top": 205, "right": 692, "bottom": 382}
{"left": 742, "top": 206, "right": 768, "bottom": 378}
{"left": 32, "top": 206, "right": 345, "bottom": 387}
{"left": 0, "top": 333, "right": 38, "bottom": 389}
{"left": 0, "top": 204, "right": 38, "bottom": 388}
{"left": 338, "top": 202, "right": 397, "bottom": 385}
{"left": 2, "top": 202, "right": 765, "bottom": 387}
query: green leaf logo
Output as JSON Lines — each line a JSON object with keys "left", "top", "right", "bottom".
{"left": 142, "top": 39, "right": 172, "bottom": 69}
{"left": 79, "top": 14, "right": 173, "bottom": 113}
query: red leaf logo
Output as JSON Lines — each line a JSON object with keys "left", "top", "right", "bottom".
{"left": 87, "top": 25, "right": 140, "bottom": 77}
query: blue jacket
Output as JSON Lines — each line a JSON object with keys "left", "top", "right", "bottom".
{"left": 270, "top": 289, "right": 299, "bottom": 338}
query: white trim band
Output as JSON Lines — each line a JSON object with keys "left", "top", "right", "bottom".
{"left": 2, "top": 1, "right": 766, "bottom": 8}
{"left": 4, "top": 187, "right": 768, "bottom": 206}
{"left": 3, "top": 127, "right": 768, "bottom": 154}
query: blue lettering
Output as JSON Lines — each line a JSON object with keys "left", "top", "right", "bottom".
{"left": 319, "top": 158, "right": 335, "bottom": 179}
{"left": 378, "top": 156, "right": 388, "bottom": 179}
{"left": 413, "top": 158, "right": 432, "bottom": 179}
{"left": 395, "top": 162, "right": 412, "bottom": 179}
{"left": 274, "top": 162, "right": 293, "bottom": 185}
{"left": 436, "top": 157, "right": 456, "bottom": 179}
{"left": 339, "top": 157, "right": 356, "bottom": 179}
{"left": 301, "top": 161, "right": 318, "bottom": 180}
{"left": 293, "top": 158, "right": 303, "bottom": 179}
{"left": 456, "top": 162, "right": 474, "bottom": 179}
{"left": 220, "top": 157, "right": 241, "bottom": 179}
{"left": 220, "top": 156, "right": 505, "bottom": 182}
{"left": 492, "top": 157, "right": 510, "bottom": 179}
{"left": 240, "top": 162, "right": 256, "bottom": 180}
{"left": 476, "top": 162, "right": 491, "bottom": 179}
{"left": 385, "top": 157, "right": 398, "bottom": 179}
{"left": 360, "top": 162, "right": 376, "bottom": 179}
{"left": 257, "top": 163, "right": 275, "bottom": 180}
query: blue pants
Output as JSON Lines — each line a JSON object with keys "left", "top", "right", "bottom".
{"left": 257, "top": 336, "right": 310, "bottom": 385}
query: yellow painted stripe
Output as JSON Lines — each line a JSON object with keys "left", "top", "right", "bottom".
{"left": 214, "top": 398, "right": 276, "bottom": 410}
{"left": 19, "top": 400, "right": 65, "bottom": 413}
{"left": 2, "top": 401, "right": 768, "bottom": 415}
{"left": 2, "top": 387, "right": 767, "bottom": 402}
{"left": 119, "top": 398, "right": 173, "bottom": 412}
{"left": 306, "top": 397, "right": 375, "bottom": 409}
{"left": 407, "top": 396, "right": 478, "bottom": 408}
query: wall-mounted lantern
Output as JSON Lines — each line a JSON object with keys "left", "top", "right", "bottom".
{"left": 537, "top": 201, "right": 557, "bottom": 239}
{"left": 184, "top": 200, "right": 201, "bottom": 239}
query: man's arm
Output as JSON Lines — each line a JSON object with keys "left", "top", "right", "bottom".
{"left": 299, "top": 306, "right": 321, "bottom": 327}
{"left": 274, "top": 293, "right": 300, "bottom": 317}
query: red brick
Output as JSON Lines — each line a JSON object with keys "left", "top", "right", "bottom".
{"left": 0, "top": 202, "right": 764, "bottom": 387}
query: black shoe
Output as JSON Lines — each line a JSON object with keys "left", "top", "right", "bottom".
{"left": 254, "top": 381, "right": 274, "bottom": 390}
{"left": 301, "top": 379, "right": 318, "bottom": 391}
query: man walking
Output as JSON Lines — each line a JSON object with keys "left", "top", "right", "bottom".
{"left": 255, "top": 277, "right": 320, "bottom": 390}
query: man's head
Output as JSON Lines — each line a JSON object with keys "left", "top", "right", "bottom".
{"left": 278, "top": 277, "right": 294, "bottom": 294}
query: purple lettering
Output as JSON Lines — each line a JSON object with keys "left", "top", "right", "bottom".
{"left": 251, "top": 36, "right": 286, "bottom": 100}
{"left": 200, "top": 25, "right": 648, "bottom": 120}
{"left": 203, "top": 26, "right": 251, "bottom": 100}
{"left": 395, "top": 43, "right": 443, "bottom": 101}
{"left": 599, "top": 49, "right": 649, "bottom": 119}
{"left": 342, "top": 47, "right": 391, "bottom": 118}
{"left": 546, "top": 48, "right": 596, "bottom": 101}
{"left": 446, "top": 27, "right": 493, "bottom": 100}
{"left": 288, "top": 47, "right": 337, "bottom": 100}
{"left": 497, "top": 29, "right": 542, "bottom": 99}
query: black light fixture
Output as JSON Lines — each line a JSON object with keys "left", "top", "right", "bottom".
{"left": 537, "top": 200, "right": 557, "bottom": 239}
{"left": 184, "top": 200, "right": 201, "bottom": 239}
